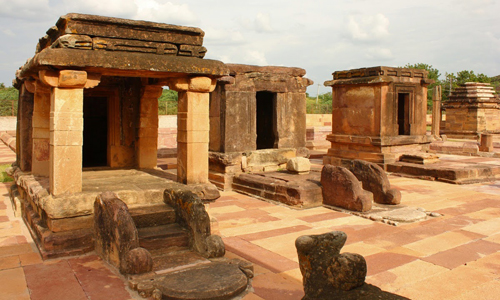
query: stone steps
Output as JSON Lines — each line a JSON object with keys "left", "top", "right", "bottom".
{"left": 129, "top": 204, "right": 176, "bottom": 228}
{"left": 137, "top": 223, "right": 190, "bottom": 251}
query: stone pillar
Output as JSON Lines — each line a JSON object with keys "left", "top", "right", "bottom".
{"left": 18, "top": 81, "right": 35, "bottom": 172}
{"left": 39, "top": 70, "right": 101, "bottom": 196}
{"left": 31, "top": 81, "right": 51, "bottom": 176}
{"left": 431, "top": 85, "right": 442, "bottom": 138}
{"left": 137, "top": 85, "right": 162, "bottom": 169}
{"left": 170, "top": 77, "right": 216, "bottom": 184}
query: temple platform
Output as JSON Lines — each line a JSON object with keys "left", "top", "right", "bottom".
{"left": 387, "top": 154, "right": 500, "bottom": 184}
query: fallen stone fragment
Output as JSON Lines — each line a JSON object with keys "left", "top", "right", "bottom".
{"left": 296, "top": 231, "right": 367, "bottom": 299}
{"left": 321, "top": 165, "right": 373, "bottom": 212}
{"left": 287, "top": 157, "right": 311, "bottom": 174}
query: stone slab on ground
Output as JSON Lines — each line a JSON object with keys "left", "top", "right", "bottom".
{"left": 388, "top": 154, "right": 500, "bottom": 184}
{"left": 232, "top": 171, "right": 322, "bottom": 208}
{"left": 324, "top": 203, "right": 431, "bottom": 224}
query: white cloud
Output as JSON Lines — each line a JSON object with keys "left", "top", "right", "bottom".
{"left": 0, "top": 0, "right": 51, "bottom": 20}
{"left": 255, "top": 13, "right": 273, "bottom": 32}
{"left": 365, "top": 47, "right": 393, "bottom": 60}
{"left": 243, "top": 50, "right": 268, "bottom": 65}
{"left": 204, "top": 27, "right": 245, "bottom": 46}
{"left": 1, "top": 29, "right": 15, "bottom": 37}
{"left": 346, "top": 13, "right": 390, "bottom": 42}
{"left": 134, "top": 0, "right": 198, "bottom": 24}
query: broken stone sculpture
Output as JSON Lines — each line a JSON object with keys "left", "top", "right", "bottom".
{"left": 287, "top": 157, "right": 311, "bottom": 174}
{"left": 321, "top": 164, "right": 373, "bottom": 212}
{"left": 342, "top": 159, "right": 401, "bottom": 205}
{"left": 93, "top": 191, "right": 153, "bottom": 274}
{"left": 296, "top": 231, "right": 367, "bottom": 299}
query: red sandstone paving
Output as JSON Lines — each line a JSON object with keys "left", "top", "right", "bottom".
{"left": 252, "top": 272, "right": 304, "bottom": 300}
{"left": 364, "top": 252, "right": 418, "bottom": 276}
{"left": 24, "top": 260, "right": 88, "bottom": 300}
{"left": 214, "top": 209, "right": 280, "bottom": 223}
{"left": 236, "top": 225, "right": 312, "bottom": 241}
{"left": 297, "top": 211, "right": 347, "bottom": 223}
{"left": 422, "top": 239, "right": 500, "bottom": 269}
{"left": 223, "top": 236, "right": 299, "bottom": 273}
{"left": 67, "top": 255, "right": 134, "bottom": 300}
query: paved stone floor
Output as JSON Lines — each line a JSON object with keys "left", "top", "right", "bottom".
{"left": 0, "top": 141, "right": 499, "bottom": 299}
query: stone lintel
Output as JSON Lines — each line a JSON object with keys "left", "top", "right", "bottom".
{"left": 226, "top": 64, "right": 307, "bottom": 77}
{"left": 19, "top": 49, "right": 228, "bottom": 80}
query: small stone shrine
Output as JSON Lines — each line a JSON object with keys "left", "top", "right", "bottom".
{"left": 442, "top": 82, "right": 499, "bottom": 139}
{"left": 324, "top": 66, "right": 433, "bottom": 166}
{"left": 209, "top": 64, "right": 313, "bottom": 190}
{"left": 11, "top": 13, "right": 227, "bottom": 257}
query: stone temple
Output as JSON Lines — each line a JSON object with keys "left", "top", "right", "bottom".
{"left": 323, "top": 66, "right": 433, "bottom": 166}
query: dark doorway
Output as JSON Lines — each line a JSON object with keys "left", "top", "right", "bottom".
{"left": 256, "top": 91, "right": 276, "bottom": 149}
{"left": 397, "top": 93, "right": 410, "bottom": 135}
{"left": 83, "top": 97, "right": 108, "bottom": 167}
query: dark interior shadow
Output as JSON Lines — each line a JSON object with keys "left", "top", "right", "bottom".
{"left": 303, "top": 283, "right": 411, "bottom": 300}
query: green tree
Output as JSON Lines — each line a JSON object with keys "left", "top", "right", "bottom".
{"left": 158, "top": 89, "right": 178, "bottom": 115}
{"left": 442, "top": 71, "right": 492, "bottom": 100}
{"left": 0, "top": 83, "right": 19, "bottom": 116}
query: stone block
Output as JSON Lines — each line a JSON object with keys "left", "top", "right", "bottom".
{"left": 50, "top": 112, "right": 83, "bottom": 131}
{"left": 50, "top": 130, "right": 83, "bottom": 146}
{"left": 51, "top": 88, "right": 84, "bottom": 112}
{"left": 296, "top": 231, "right": 366, "bottom": 299}
{"left": 321, "top": 164, "right": 373, "bottom": 212}
{"left": 177, "top": 130, "right": 209, "bottom": 143}
{"left": 58, "top": 70, "right": 87, "bottom": 88}
{"left": 342, "top": 159, "right": 401, "bottom": 205}
{"left": 50, "top": 145, "right": 82, "bottom": 195}
{"left": 189, "top": 76, "right": 216, "bottom": 92}
{"left": 286, "top": 157, "right": 311, "bottom": 174}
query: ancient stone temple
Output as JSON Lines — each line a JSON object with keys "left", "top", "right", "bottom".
{"left": 12, "top": 14, "right": 227, "bottom": 257}
{"left": 208, "top": 64, "right": 313, "bottom": 189}
{"left": 323, "top": 66, "right": 433, "bottom": 166}
{"left": 442, "top": 82, "right": 499, "bottom": 139}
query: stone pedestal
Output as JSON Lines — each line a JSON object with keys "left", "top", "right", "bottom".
{"left": 443, "top": 82, "right": 499, "bottom": 139}
{"left": 171, "top": 77, "right": 215, "bottom": 185}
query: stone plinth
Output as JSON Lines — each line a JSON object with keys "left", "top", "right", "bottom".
{"left": 443, "top": 82, "right": 499, "bottom": 139}
{"left": 323, "top": 66, "right": 432, "bottom": 165}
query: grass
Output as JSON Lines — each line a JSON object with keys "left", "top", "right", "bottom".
{"left": 0, "top": 164, "right": 13, "bottom": 182}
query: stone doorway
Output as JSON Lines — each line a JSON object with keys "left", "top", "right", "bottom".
{"left": 397, "top": 93, "right": 410, "bottom": 135}
{"left": 83, "top": 96, "right": 108, "bottom": 167}
{"left": 256, "top": 91, "right": 276, "bottom": 149}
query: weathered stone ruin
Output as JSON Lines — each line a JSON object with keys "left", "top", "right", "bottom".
{"left": 10, "top": 13, "right": 253, "bottom": 299}
{"left": 209, "top": 64, "right": 313, "bottom": 190}
{"left": 324, "top": 66, "right": 433, "bottom": 166}
{"left": 442, "top": 82, "right": 499, "bottom": 139}
{"left": 321, "top": 165, "right": 373, "bottom": 212}
{"left": 296, "top": 231, "right": 411, "bottom": 300}
{"left": 296, "top": 231, "right": 367, "bottom": 299}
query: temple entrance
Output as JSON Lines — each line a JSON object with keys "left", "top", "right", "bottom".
{"left": 83, "top": 96, "right": 108, "bottom": 167}
{"left": 256, "top": 91, "right": 277, "bottom": 149}
{"left": 397, "top": 93, "right": 410, "bottom": 135}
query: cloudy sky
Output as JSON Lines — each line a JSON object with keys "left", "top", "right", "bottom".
{"left": 0, "top": 0, "right": 498, "bottom": 95}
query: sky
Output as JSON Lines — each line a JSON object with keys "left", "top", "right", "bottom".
{"left": 0, "top": 0, "right": 498, "bottom": 95}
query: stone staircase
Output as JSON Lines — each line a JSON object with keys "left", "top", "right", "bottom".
{"left": 129, "top": 204, "right": 210, "bottom": 274}
{"left": 94, "top": 190, "right": 252, "bottom": 300}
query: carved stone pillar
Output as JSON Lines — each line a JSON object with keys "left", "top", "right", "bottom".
{"left": 19, "top": 81, "right": 35, "bottom": 172}
{"left": 137, "top": 85, "right": 163, "bottom": 169}
{"left": 432, "top": 85, "right": 442, "bottom": 138}
{"left": 39, "top": 70, "right": 101, "bottom": 196}
{"left": 170, "top": 77, "right": 216, "bottom": 184}
{"left": 31, "top": 80, "right": 51, "bottom": 176}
